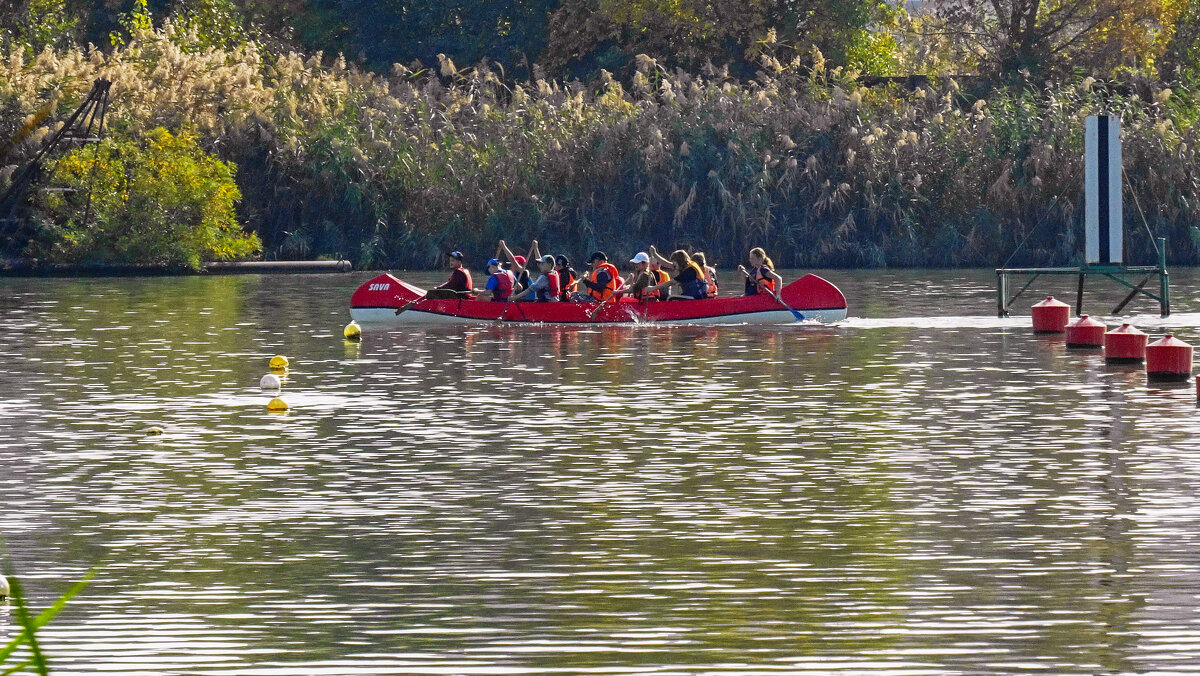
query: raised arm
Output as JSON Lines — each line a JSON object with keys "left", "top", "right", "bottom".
{"left": 498, "top": 240, "right": 526, "bottom": 274}
{"left": 648, "top": 245, "right": 675, "bottom": 270}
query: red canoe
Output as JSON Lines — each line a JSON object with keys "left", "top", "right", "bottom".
{"left": 350, "top": 272, "right": 848, "bottom": 325}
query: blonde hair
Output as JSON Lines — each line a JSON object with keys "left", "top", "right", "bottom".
{"left": 693, "top": 252, "right": 708, "bottom": 267}
{"left": 749, "top": 247, "right": 774, "bottom": 270}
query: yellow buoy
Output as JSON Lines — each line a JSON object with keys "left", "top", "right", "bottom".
{"left": 267, "top": 397, "right": 290, "bottom": 411}
{"left": 343, "top": 321, "right": 362, "bottom": 341}
{"left": 145, "top": 426, "right": 164, "bottom": 436}
{"left": 269, "top": 355, "right": 289, "bottom": 370}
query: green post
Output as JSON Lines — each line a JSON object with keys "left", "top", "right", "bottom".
{"left": 1159, "top": 236, "right": 1170, "bottom": 317}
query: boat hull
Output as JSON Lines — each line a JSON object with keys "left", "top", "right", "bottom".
{"left": 349, "top": 273, "right": 847, "bottom": 326}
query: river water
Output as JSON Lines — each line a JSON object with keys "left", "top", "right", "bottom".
{"left": 3, "top": 268, "right": 1200, "bottom": 675}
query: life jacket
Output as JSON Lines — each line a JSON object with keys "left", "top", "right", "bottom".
{"left": 537, "top": 270, "right": 560, "bottom": 302}
{"left": 705, "top": 266, "right": 718, "bottom": 298}
{"left": 587, "top": 262, "right": 620, "bottom": 301}
{"left": 679, "top": 261, "right": 708, "bottom": 299}
{"left": 558, "top": 269, "right": 577, "bottom": 301}
{"left": 491, "top": 269, "right": 514, "bottom": 301}
{"left": 744, "top": 265, "right": 776, "bottom": 296}
{"left": 636, "top": 269, "right": 669, "bottom": 301}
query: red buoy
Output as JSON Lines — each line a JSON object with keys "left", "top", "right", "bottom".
{"left": 1031, "top": 296, "right": 1070, "bottom": 333}
{"left": 1065, "top": 315, "right": 1106, "bottom": 348}
{"left": 1104, "top": 323, "right": 1148, "bottom": 362}
{"left": 1146, "top": 334, "right": 1193, "bottom": 380}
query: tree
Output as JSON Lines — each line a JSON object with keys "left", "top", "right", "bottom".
{"left": 0, "top": 0, "right": 82, "bottom": 56}
{"left": 33, "top": 128, "right": 260, "bottom": 270}
{"left": 541, "top": 0, "right": 897, "bottom": 81}
{"left": 296, "top": 0, "right": 560, "bottom": 76}
{"left": 932, "top": 0, "right": 1179, "bottom": 82}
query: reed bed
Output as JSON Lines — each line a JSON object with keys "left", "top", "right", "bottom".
{"left": 2, "top": 24, "right": 1198, "bottom": 269}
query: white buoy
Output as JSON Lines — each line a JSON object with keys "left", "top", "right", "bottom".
{"left": 259, "top": 373, "right": 282, "bottom": 390}
{"left": 0, "top": 576, "right": 8, "bottom": 599}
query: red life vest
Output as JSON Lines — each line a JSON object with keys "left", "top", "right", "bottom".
{"left": 491, "top": 269, "right": 514, "bottom": 301}
{"left": 543, "top": 270, "right": 560, "bottom": 301}
{"left": 587, "top": 262, "right": 620, "bottom": 301}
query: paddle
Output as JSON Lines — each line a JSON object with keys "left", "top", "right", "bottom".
{"left": 394, "top": 296, "right": 421, "bottom": 315}
{"left": 739, "top": 265, "right": 805, "bottom": 321}
{"left": 587, "top": 291, "right": 620, "bottom": 320}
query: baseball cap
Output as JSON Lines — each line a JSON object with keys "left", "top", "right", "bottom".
{"left": 513, "top": 255, "right": 526, "bottom": 266}
{"left": 588, "top": 251, "right": 607, "bottom": 262}
{"left": 629, "top": 252, "right": 650, "bottom": 264}
{"left": 448, "top": 250, "right": 464, "bottom": 260}
{"left": 486, "top": 258, "right": 501, "bottom": 268}
{"left": 539, "top": 254, "right": 555, "bottom": 265}
{"left": 555, "top": 255, "right": 571, "bottom": 268}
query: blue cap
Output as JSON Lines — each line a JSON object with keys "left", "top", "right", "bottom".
{"left": 487, "top": 258, "right": 501, "bottom": 268}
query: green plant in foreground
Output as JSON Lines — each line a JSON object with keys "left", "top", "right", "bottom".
{"left": 0, "top": 570, "right": 94, "bottom": 676}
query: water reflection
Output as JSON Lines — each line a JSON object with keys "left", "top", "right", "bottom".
{"left": 1, "top": 270, "right": 1200, "bottom": 673}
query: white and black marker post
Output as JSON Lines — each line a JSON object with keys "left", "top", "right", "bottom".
{"left": 1085, "top": 114, "right": 1122, "bottom": 265}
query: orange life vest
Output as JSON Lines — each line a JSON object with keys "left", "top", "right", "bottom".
{"left": 635, "top": 268, "right": 670, "bottom": 301}
{"left": 587, "top": 262, "right": 620, "bottom": 301}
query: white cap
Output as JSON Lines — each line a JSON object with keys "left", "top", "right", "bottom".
{"left": 629, "top": 252, "right": 650, "bottom": 263}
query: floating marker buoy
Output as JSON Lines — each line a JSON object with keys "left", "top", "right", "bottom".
{"left": 145, "top": 426, "right": 164, "bottom": 436}
{"left": 344, "top": 321, "right": 362, "bottom": 340}
{"left": 1065, "top": 315, "right": 1106, "bottom": 348}
{"left": 260, "top": 373, "right": 282, "bottom": 390}
{"left": 1146, "top": 334, "right": 1193, "bottom": 381}
{"left": 267, "top": 397, "right": 290, "bottom": 411}
{"left": 269, "top": 355, "right": 289, "bottom": 370}
{"left": 1104, "top": 323, "right": 1147, "bottom": 363}
{"left": 0, "top": 576, "right": 8, "bottom": 599}
{"left": 1031, "top": 296, "right": 1070, "bottom": 333}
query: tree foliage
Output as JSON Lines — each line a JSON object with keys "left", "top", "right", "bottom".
{"left": 542, "top": 0, "right": 897, "bottom": 79}
{"left": 33, "top": 128, "right": 260, "bottom": 269}
{"left": 932, "top": 0, "right": 1185, "bottom": 82}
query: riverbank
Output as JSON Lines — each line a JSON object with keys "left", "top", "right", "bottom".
{"left": 0, "top": 259, "right": 352, "bottom": 277}
{"left": 3, "top": 25, "right": 1198, "bottom": 272}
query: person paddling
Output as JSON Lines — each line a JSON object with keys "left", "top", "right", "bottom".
{"left": 479, "top": 258, "right": 515, "bottom": 301}
{"left": 509, "top": 254, "right": 561, "bottom": 302}
{"left": 428, "top": 250, "right": 473, "bottom": 299}
{"left": 498, "top": 240, "right": 535, "bottom": 294}
{"left": 622, "top": 252, "right": 666, "bottom": 301}
{"left": 555, "top": 255, "right": 579, "bottom": 301}
{"left": 571, "top": 252, "right": 619, "bottom": 302}
{"left": 693, "top": 252, "right": 718, "bottom": 298}
{"left": 640, "top": 249, "right": 709, "bottom": 300}
{"left": 741, "top": 247, "right": 783, "bottom": 298}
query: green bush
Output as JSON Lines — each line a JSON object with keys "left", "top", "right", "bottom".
{"left": 33, "top": 127, "right": 260, "bottom": 270}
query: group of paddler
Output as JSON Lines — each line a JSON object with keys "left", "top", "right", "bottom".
{"left": 430, "top": 241, "right": 785, "bottom": 305}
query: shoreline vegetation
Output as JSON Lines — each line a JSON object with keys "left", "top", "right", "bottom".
{"left": 2, "top": 3, "right": 1200, "bottom": 272}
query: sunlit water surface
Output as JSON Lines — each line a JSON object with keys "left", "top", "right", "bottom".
{"left": 3, "top": 269, "right": 1200, "bottom": 675}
